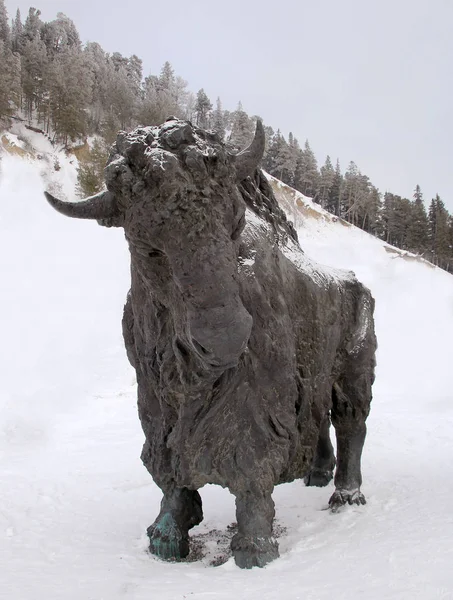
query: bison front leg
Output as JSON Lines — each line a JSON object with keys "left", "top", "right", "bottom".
{"left": 329, "top": 371, "right": 372, "bottom": 512}
{"left": 147, "top": 487, "right": 203, "bottom": 560}
{"left": 231, "top": 491, "right": 279, "bottom": 568}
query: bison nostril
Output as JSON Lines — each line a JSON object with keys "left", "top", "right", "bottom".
{"left": 175, "top": 339, "right": 189, "bottom": 358}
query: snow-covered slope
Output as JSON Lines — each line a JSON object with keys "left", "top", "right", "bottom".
{"left": 266, "top": 174, "right": 453, "bottom": 403}
{"left": 0, "top": 122, "right": 79, "bottom": 200}
{"left": 1, "top": 148, "right": 453, "bottom": 600}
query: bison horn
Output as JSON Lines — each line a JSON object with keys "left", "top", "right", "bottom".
{"left": 234, "top": 119, "right": 266, "bottom": 182}
{"left": 44, "top": 190, "right": 119, "bottom": 220}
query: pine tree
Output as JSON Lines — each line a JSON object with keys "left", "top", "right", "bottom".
{"left": 22, "top": 7, "right": 42, "bottom": 43}
{"left": 364, "top": 186, "right": 382, "bottom": 234}
{"left": 428, "top": 195, "right": 450, "bottom": 267}
{"left": 127, "top": 55, "right": 143, "bottom": 97}
{"left": 172, "top": 76, "right": 189, "bottom": 115}
{"left": 84, "top": 42, "right": 110, "bottom": 132}
{"left": 341, "top": 161, "right": 360, "bottom": 220}
{"left": 295, "top": 140, "right": 319, "bottom": 199}
{"left": 110, "top": 52, "right": 142, "bottom": 99}
{"left": 293, "top": 151, "right": 304, "bottom": 193}
{"left": 105, "top": 62, "right": 135, "bottom": 131}
{"left": 194, "top": 88, "right": 212, "bottom": 129}
{"left": 326, "top": 159, "right": 343, "bottom": 216}
{"left": 138, "top": 72, "right": 182, "bottom": 126}
{"left": 229, "top": 101, "right": 254, "bottom": 148}
{"left": 138, "top": 75, "right": 164, "bottom": 125}
{"left": 11, "top": 9, "right": 23, "bottom": 53}
{"left": 0, "top": 2, "right": 19, "bottom": 122}
{"left": 0, "top": 0, "right": 10, "bottom": 47}
{"left": 183, "top": 91, "right": 196, "bottom": 121}
{"left": 413, "top": 184, "right": 423, "bottom": 204}
{"left": 212, "top": 97, "right": 225, "bottom": 140}
{"left": 21, "top": 35, "right": 48, "bottom": 119}
{"left": 111, "top": 51, "right": 128, "bottom": 72}
{"left": 318, "top": 155, "right": 335, "bottom": 208}
{"left": 436, "top": 206, "right": 450, "bottom": 268}
{"left": 41, "top": 13, "right": 81, "bottom": 56}
{"left": 49, "top": 47, "right": 93, "bottom": 142}
{"left": 286, "top": 133, "right": 300, "bottom": 185}
{"left": 392, "top": 196, "right": 412, "bottom": 248}
{"left": 262, "top": 128, "right": 285, "bottom": 176}
{"left": 406, "top": 185, "right": 429, "bottom": 254}
{"left": 338, "top": 166, "right": 378, "bottom": 232}
{"left": 77, "top": 138, "right": 108, "bottom": 196}
{"left": 428, "top": 198, "right": 437, "bottom": 243}
{"left": 447, "top": 215, "right": 453, "bottom": 272}
{"left": 159, "top": 61, "right": 174, "bottom": 91}
{"left": 275, "top": 131, "right": 297, "bottom": 186}
{"left": 0, "top": 40, "right": 20, "bottom": 122}
{"left": 262, "top": 124, "right": 274, "bottom": 157}
{"left": 263, "top": 130, "right": 294, "bottom": 185}
{"left": 381, "top": 192, "right": 395, "bottom": 243}
{"left": 57, "top": 12, "right": 80, "bottom": 48}
{"left": 9, "top": 50, "right": 21, "bottom": 112}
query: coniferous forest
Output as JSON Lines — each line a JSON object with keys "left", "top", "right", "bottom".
{"left": 1, "top": 3, "right": 452, "bottom": 274}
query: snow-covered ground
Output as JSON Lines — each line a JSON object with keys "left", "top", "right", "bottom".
{"left": 1, "top": 149, "right": 453, "bottom": 600}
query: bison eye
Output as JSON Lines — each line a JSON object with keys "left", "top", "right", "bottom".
{"left": 148, "top": 249, "right": 164, "bottom": 258}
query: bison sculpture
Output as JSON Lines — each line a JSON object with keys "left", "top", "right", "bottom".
{"left": 44, "top": 118, "right": 376, "bottom": 568}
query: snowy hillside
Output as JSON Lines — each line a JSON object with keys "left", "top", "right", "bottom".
{"left": 0, "top": 122, "right": 79, "bottom": 200}
{"left": 1, "top": 145, "right": 453, "bottom": 600}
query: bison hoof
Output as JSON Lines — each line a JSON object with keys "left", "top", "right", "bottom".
{"left": 147, "top": 513, "right": 189, "bottom": 561}
{"left": 231, "top": 533, "right": 279, "bottom": 569}
{"left": 304, "top": 468, "right": 334, "bottom": 488}
{"left": 329, "top": 489, "right": 366, "bottom": 513}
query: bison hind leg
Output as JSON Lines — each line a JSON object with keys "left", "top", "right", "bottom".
{"left": 147, "top": 487, "right": 203, "bottom": 561}
{"left": 304, "top": 414, "right": 336, "bottom": 488}
{"left": 304, "top": 468, "right": 334, "bottom": 488}
{"left": 329, "top": 488, "right": 366, "bottom": 513}
{"left": 329, "top": 368, "right": 373, "bottom": 511}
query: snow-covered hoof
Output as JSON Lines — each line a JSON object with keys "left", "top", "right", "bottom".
{"left": 147, "top": 513, "right": 189, "bottom": 561}
{"left": 304, "top": 468, "right": 334, "bottom": 487}
{"left": 329, "top": 489, "right": 366, "bottom": 513}
{"left": 231, "top": 533, "right": 279, "bottom": 569}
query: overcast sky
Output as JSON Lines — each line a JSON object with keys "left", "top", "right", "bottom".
{"left": 6, "top": 0, "right": 453, "bottom": 210}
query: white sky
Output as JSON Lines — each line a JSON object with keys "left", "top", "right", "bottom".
{"left": 6, "top": 0, "right": 453, "bottom": 210}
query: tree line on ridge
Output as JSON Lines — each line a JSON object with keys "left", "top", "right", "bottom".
{"left": 0, "top": 2, "right": 452, "bottom": 273}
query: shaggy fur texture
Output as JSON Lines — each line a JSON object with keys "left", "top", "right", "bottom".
{"left": 46, "top": 118, "right": 377, "bottom": 568}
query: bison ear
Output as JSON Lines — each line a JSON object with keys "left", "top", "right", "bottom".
{"left": 44, "top": 190, "right": 120, "bottom": 221}
{"left": 234, "top": 120, "right": 266, "bottom": 182}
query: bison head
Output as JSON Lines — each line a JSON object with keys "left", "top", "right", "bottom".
{"left": 45, "top": 118, "right": 265, "bottom": 371}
